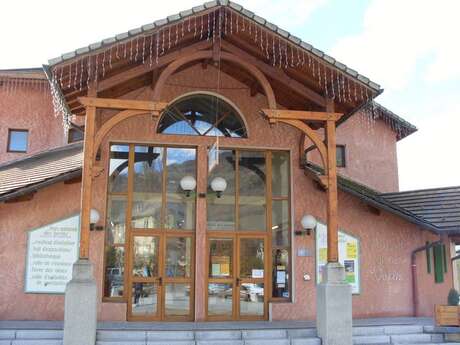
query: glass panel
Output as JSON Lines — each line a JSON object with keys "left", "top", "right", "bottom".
{"left": 271, "top": 151, "right": 289, "bottom": 197}
{"left": 166, "top": 237, "right": 192, "bottom": 278}
{"left": 208, "top": 283, "right": 233, "bottom": 316}
{"left": 240, "top": 283, "right": 264, "bottom": 316}
{"left": 106, "top": 196, "right": 126, "bottom": 244}
{"left": 239, "top": 151, "right": 266, "bottom": 230}
{"left": 209, "top": 238, "right": 233, "bottom": 278}
{"left": 104, "top": 246, "right": 124, "bottom": 298}
{"left": 8, "top": 130, "right": 28, "bottom": 152}
{"left": 272, "top": 200, "right": 289, "bottom": 247}
{"left": 132, "top": 146, "right": 163, "bottom": 228}
{"left": 165, "top": 283, "right": 190, "bottom": 316}
{"left": 239, "top": 238, "right": 264, "bottom": 279}
{"left": 158, "top": 94, "right": 247, "bottom": 138}
{"left": 272, "top": 249, "right": 289, "bottom": 298}
{"left": 165, "top": 148, "right": 196, "bottom": 230}
{"left": 132, "top": 236, "right": 159, "bottom": 278}
{"left": 207, "top": 150, "right": 236, "bottom": 230}
{"left": 108, "top": 144, "right": 129, "bottom": 193}
{"left": 131, "top": 283, "right": 158, "bottom": 316}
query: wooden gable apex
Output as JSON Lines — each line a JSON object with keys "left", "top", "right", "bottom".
{"left": 46, "top": 2, "right": 382, "bottom": 119}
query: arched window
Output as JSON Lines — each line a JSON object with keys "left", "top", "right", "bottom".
{"left": 157, "top": 93, "right": 247, "bottom": 138}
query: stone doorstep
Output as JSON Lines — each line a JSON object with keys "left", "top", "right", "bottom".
{"left": 15, "top": 330, "right": 63, "bottom": 339}
{"left": 389, "top": 333, "right": 433, "bottom": 343}
{"left": 0, "top": 330, "right": 16, "bottom": 340}
{"left": 10, "top": 341, "right": 63, "bottom": 345}
{"left": 352, "top": 334, "right": 390, "bottom": 344}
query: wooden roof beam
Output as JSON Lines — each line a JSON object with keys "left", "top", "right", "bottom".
{"left": 78, "top": 97, "right": 167, "bottom": 112}
{"left": 97, "top": 40, "right": 212, "bottom": 93}
{"left": 262, "top": 109, "right": 343, "bottom": 122}
{"left": 221, "top": 40, "right": 327, "bottom": 108}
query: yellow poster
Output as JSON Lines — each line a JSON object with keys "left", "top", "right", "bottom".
{"left": 347, "top": 242, "right": 357, "bottom": 259}
{"left": 319, "top": 248, "right": 327, "bottom": 262}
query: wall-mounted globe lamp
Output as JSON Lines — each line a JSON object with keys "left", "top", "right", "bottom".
{"left": 210, "top": 177, "right": 227, "bottom": 198}
{"left": 90, "top": 208, "right": 103, "bottom": 231}
{"left": 295, "top": 214, "right": 317, "bottom": 236}
{"left": 180, "top": 175, "right": 197, "bottom": 197}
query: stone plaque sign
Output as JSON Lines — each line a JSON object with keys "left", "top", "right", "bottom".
{"left": 25, "top": 215, "right": 80, "bottom": 294}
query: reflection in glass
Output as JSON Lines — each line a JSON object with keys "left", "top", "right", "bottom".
{"left": 158, "top": 94, "right": 247, "bottom": 138}
{"left": 239, "top": 151, "right": 266, "bottom": 230}
{"left": 207, "top": 150, "right": 236, "bottom": 230}
{"left": 272, "top": 200, "right": 289, "bottom": 247}
{"left": 208, "top": 283, "right": 233, "bottom": 316}
{"left": 272, "top": 151, "right": 289, "bottom": 197}
{"left": 104, "top": 246, "right": 124, "bottom": 298}
{"left": 209, "top": 239, "right": 233, "bottom": 278}
{"left": 131, "top": 283, "right": 158, "bottom": 316}
{"left": 108, "top": 145, "right": 129, "bottom": 193}
{"left": 166, "top": 148, "right": 196, "bottom": 230}
{"left": 133, "top": 237, "right": 159, "bottom": 277}
{"left": 272, "top": 249, "right": 289, "bottom": 298}
{"left": 239, "top": 239, "right": 264, "bottom": 278}
{"left": 132, "top": 146, "right": 163, "bottom": 228}
{"left": 106, "top": 196, "right": 126, "bottom": 244}
{"left": 240, "top": 283, "right": 264, "bottom": 316}
{"left": 166, "top": 237, "right": 192, "bottom": 278}
{"left": 165, "top": 283, "right": 190, "bottom": 316}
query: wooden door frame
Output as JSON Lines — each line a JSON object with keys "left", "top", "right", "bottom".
{"left": 205, "top": 232, "right": 269, "bottom": 321}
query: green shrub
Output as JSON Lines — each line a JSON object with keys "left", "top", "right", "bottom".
{"left": 447, "top": 288, "right": 459, "bottom": 306}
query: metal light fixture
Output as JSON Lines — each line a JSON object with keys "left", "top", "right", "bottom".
{"left": 301, "top": 214, "right": 317, "bottom": 236}
{"left": 90, "top": 208, "right": 103, "bottom": 231}
{"left": 210, "top": 177, "right": 227, "bottom": 198}
{"left": 295, "top": 214, "right": 317, "bottom": 236}
{"left": 180, "top": 175, "right": 196, "bottom": 197}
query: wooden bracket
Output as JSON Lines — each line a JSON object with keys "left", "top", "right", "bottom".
{"left": 91, "top": 166, "right": 105, "bottom": 179}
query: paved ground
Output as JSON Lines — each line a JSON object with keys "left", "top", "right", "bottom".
{"left": 0, "top": 317, "right": 434, "bottom": 330}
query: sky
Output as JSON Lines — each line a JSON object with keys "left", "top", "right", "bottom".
{"left": 1, "top": 0, "right": 459, "bottom": 191}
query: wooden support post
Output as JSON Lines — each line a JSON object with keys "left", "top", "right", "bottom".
{"left": 325, "top": 99, "right": 339, "bottom": 263}
{"left": 79, "top": 86, "right": 97, "bottom": 259}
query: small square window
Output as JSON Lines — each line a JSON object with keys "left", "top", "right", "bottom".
{"left": 336, "top": 145, "right": 346, "bottom": 168}
{"left": 7, "top": 129, "right": 28, "bottom": 153}
{"left": 68, "top": 127, "right": 84, "bottom": 143}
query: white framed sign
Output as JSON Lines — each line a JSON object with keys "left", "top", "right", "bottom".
{"left": 25, "top": 215, "right": 80, "bottom": 294}
{"left": 315, "top": 222, "right": 361, "bottom": 294}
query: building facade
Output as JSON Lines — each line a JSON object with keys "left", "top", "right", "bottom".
{"left": 0, "top": 2, "right": 457, "bottom": 323}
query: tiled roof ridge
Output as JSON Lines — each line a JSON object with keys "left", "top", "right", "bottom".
{"left": 47, "top": 0, "right": 381, "bottom": 92}
{"left": 0, "top": 142, "right": 83, "bottom": 171}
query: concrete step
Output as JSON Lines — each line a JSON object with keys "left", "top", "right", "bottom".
{"left": 242, "top": 329, "right": 288, "bottom": 339}
{"left": 353, "top": 334, "right": 391, "bottom": 344}
{"left": 390, "top": 333, "right": 434, "bottom": 343}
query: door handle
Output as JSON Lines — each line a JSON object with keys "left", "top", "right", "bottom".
{"left": 236, "top": 277, "right": 241, "bottom": 286}
{"left": 158, "top": 277, "right": 163, "bottom": 286}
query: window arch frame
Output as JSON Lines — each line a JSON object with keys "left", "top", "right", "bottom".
{"left": 155, "top": 91, "right": 250, "bottom": 139}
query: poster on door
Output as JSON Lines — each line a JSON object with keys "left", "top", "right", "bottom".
{"left": 25, "top": 215, "right": 80, "bottom": 294}
{"left": 315, "top": 222, "right": 360, "bottom": 294}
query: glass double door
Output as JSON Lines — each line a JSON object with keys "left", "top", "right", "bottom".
{"left": 127, "top": 233, "right": 194, "bottom": 321}
{"left": 206, "top": 234, "right": 268, "bottom": 320}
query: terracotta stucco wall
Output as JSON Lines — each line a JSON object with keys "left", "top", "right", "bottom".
{"left": 306, "top": 112, "right": 399, "bottom": 193}
{"left": 0, "top": 82, "right": 65, "bottom": 164}
{"left": 0, "top": 65, "right": 449, "bottom": 321}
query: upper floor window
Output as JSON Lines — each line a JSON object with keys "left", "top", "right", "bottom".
{"left": 68, "top": 127, "right": 84, "bottom": 143}
{"left": 336, "top": 145, "right": 346, "bottom": 168}
{"left": 7, "top": 129, "right": 28, "bottom": 153}
{"left": 157, "top": 93, "right": 247, "bottom": 138}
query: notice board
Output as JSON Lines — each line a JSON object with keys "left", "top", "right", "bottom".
{"left": 315, "top": 222, "right": 360, "bottom": 294}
